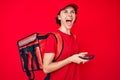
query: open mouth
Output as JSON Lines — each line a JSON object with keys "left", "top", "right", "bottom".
{"left": 66, "top": 20, "right": 72, "bottom": 22}
{"left": 66, "top": 19, "right": 73, "bottom": 26}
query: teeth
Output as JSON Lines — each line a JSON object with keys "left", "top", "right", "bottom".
{"left": 66, "top": 20, "right": 72, "bottom": 22}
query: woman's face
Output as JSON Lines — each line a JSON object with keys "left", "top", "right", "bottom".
{"left": 58, "top": 6, "right": 76, "bottom": 30}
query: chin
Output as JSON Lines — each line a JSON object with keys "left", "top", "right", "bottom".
{"left": 66, "top": 26, "right": 72, "bottom": 30}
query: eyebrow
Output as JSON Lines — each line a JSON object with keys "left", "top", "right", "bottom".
{"left": 63, "top": 8, "right": 75, "bottom": 11}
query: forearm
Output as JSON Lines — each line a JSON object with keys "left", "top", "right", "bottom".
{"left": 43, "top": 52, "right": 87, "bottom": 73}
{"left": 43, "top": 57, "right": 71, "bottom": 73}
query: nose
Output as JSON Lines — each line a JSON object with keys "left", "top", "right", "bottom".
{"left": 67, "top": 12, "right": 72, "bottom": 17}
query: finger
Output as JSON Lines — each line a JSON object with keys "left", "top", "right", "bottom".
{"left": 79, "top": 52, "right": 88, "bottom": 55}
{"left": 82, "top": 62, "right": 84, "bottom": 64}
{"left": 82, "top": 61, "right": 85, "bottom": 64}
{"left": 84, "top": 60, "right": 88, "bottom": 63}
{"left": 78, "top": 53, "right": 84, "bottom": 57}
{"left": 78, "top": 52, "right": 88, "bottom": 57}
{"left": 81, "top": 59, "right": 88, "bottom": 62}
{"left": 84, "top": 52, "right": 88, "bottom": 54}
{"left": 82, "top": 60, "right": 88, "bottom": 64}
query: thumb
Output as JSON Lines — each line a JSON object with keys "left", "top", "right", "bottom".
{"left": 84, "top": 52, "right": 88, "bottom": 54}
{"left": 79, "top": 52, "right": 88, "bottom": 55}
{"left": 78, "top": 52, "right": 88, "bottom": 57}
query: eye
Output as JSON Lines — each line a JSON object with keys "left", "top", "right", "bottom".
{"left": 71, "top": 10, "right": 75, "bottom": 14}
{"left": 64, "top": 10, "right": 68, "bottom": 13}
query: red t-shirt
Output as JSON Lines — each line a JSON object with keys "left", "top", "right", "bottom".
{"left": 44, "top": 30, "right": 81, "bottom": 80}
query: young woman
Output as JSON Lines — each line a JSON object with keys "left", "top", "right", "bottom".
{"left": 43, "top": 3, "right": 88, "bottom": 80}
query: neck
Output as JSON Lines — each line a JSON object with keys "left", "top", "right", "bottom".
{"left": 58, "top": 26, "right": 71, "bottom": 35}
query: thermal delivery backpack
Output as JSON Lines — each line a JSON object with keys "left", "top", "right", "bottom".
{"left": 17, "top": 32, "right": 63, "bottom": 80}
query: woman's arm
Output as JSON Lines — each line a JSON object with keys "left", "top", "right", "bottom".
{"left": 43, "top": 52, "right": 88, "bottom": 73}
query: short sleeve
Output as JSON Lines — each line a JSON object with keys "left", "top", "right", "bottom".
{"left": 44, "top": 34, "right": 57, "bottom": 54}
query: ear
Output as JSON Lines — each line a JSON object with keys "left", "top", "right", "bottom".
{"left": 57, "top": 15, "right": 61, "bottom": 20}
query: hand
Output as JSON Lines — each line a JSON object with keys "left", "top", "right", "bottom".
{"left": 69, "top": 52, "right": 89, "bottom": 64}
{"left": 79, "top": 52, "right": 89, "bottom": 64}
{"left": 68, "top": 54, "right": 82, "bottom": 64}
{"left": 79, "top": 52, "right": 88, "bottom": 57}
{"left": 68, "top": 52, "right": 88, "bottom": 64}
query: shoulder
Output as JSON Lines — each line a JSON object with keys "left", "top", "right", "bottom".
{"left": 48, "top": 31, "right": 61, "bottom": 40}
{"left": 47, "top": 33, "right": 57, "bottom": 42}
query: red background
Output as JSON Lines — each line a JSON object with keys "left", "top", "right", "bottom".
{"left": 0, "top": 0, "right": 120, "bottom": 80}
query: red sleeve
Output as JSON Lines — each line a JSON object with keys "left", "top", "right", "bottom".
{"left": 44, "top": 34, "right": 57, "bottom": 54}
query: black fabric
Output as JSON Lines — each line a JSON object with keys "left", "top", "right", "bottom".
{"left": 44, "top": 73, "right": 50, "bottom": 80}
{"left": 37, "top": 34, "right": 49, "bottom": 40}
{"left": 27, "top": 71, "right": 35, "bottom": 80}
{"left": 20, "top": 44, "right": 39, "bottom": 80}
{"left": 20, "top": 44, "right": 40, "bottom": 71}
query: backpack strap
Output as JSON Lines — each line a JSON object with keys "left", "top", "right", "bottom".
{"left": 51, "top": 32, "right": 64, "bottom": 61}
{"left": 37, "top": 32, "right": 64, "bottom": 61}
{"left": 44, "top": 32, "right": 64, "bottom": 80}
